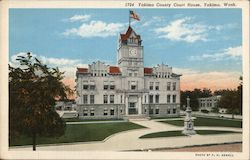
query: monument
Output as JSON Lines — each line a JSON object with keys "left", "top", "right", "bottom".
{"left": 182, "top": 97, "right": 196, "bottom": 135}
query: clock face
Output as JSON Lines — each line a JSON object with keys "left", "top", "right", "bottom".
{"left": 129, "top": 48, "right": 137, "bottom": 57}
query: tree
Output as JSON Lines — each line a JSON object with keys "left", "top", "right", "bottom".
{"left": 181, "top": 88, "right": 212, "bottom": 111}
{"left": 217, "top": 77, "right": 242, "bottom": 118}
{"left": 9, "top": 53, "right": 72, "bottom": 151}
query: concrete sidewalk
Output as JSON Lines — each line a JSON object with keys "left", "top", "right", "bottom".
{"left": 10, "top": 120, "right": 242, "bottom": 151}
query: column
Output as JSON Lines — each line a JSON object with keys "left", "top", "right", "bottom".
{"left": 125, "top": 96, "right": 128, "bottom": 115}
{"left": 138, "top": 96, "right": 142, "bottom": 115}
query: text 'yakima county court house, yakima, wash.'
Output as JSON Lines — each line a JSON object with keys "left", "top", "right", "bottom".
{"left": 75, "top": 26, "right": 182, "bottom": 120}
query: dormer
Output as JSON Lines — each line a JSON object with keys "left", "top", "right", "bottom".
{"left": 119, "top": 26, "right": 142, "bottom": 47}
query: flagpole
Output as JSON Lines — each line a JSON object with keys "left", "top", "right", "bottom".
{"left": 129, "top": 10, "right": 131, "bottom": 27}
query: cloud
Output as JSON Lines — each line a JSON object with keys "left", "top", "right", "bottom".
{"left": 154, "top": 17, "right": 222, "bottom": 43}
{"left": 190, "top": 46, "right": 242, "bottom": 61}
{"left": 173, "top": 67, "right": 241, "bottom": 91}
{"left": 65, "top": 14, "right": 91, "bottom": 22}
{"left": 142, "top": 16, "right": 164, "bottom": 27}
{"left": 63, "top": 20, "right": 125, "bottom": 38}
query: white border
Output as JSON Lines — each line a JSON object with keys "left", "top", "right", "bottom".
{"left": 0, "top": 0, "right": 249, "bottom": 160}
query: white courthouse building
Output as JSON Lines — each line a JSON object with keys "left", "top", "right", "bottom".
{"left": 198, "top": 95, "right": 221, "bottom": 112}
{"left": 75, "top": 26, "right": 182, "bottom": 119}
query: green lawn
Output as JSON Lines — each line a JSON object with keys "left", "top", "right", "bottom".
{"left": 151, "top": 116, "right": 180, "bottom": 119}
{"left": 160, "top": 117, "right": 242, "bottom": 128}
{"left": 63, "top": 118, "right": 123, "bottom": 122}
{"left": 140, "top": 131, "right": 184, "bottom": 138}
{"left": 140, "top": 130, "right": 241, "bottom": 139}
{"left": 10, "top": 122, "right": 145, "bottom": 146}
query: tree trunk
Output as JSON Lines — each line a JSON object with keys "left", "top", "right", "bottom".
{"left": 32, "top": 132, "right": 36, "bottom": 151}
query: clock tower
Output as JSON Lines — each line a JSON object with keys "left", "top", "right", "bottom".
{"left": 117, "top": 26, "right": 144, "bottom": 77}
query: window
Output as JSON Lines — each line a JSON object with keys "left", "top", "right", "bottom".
{"left": 83, "top": 109, "right": 88, "bottom": 116}
{"left": 149, "top": 82, "right": 154, "bottom": 90}
{"left": 104, "top": 109, "right": 108, "bottom": 116}
{"left": 155, "top": 95, "right": 159, "bottom": 103}
{"left": 110, "top": 109, "right": 115, "bottom": 115}
{"left": 173, "top": 108, "right": 176, "bottom": 114}
{"left": 131, "top": 85, "right": 136, "bottom": 90}
{"left": 167, "top": 82, "right": 171, "bottom": 91}
{"left": 167, "top": 95, "right": 171, "bottom": 103}
{"left": 144, "top": 95, "right": 147, "bottom": 103}
{"left": 90, "top": 109, "right": 95, "bottom": 116}
{"left": 83, "top": 85, "right": 88, "bottom": 90}
{"left": 172, "top": 82, "right": 176, "bottom": 91}
{"left": 104, "top": 85, "right": 109, "bottom": 90}
{"left": 90, "top": 85, "right": 95, "bottom": 90}
{"left": 172, "top": 95, "right": 176, "bottom": 103}
{"left": 90, "top": 95, "right": 95, "bottom": 104}
{"left": 155, "top": 108, "right": 159, "bottom": 114}
{"left": 110, "top": 85, "right": 115, "bottom": 90}
{"left": 129, "top": 73, "right": 132, "bottom": 76}
{"left": 167, "top": 109, "right": 171, "bottom": 114}
{"left": 155, "top": 82, "right": 159, "bottom": 90}
{"left": 103, "top": 95, "right": 108, "bottom": 104}
{"left": 110, "top": 95, "right": 114, "bottom": 104}
{"left": 149, "top": 95, "right": 154, "bottom": 103}
{"left": 134, "top": 73, "right": 137, "bottom": 77}
{"left": 83, "top": 95, "right": 88, "bottom": 104}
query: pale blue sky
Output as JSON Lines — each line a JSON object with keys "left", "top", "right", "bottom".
{"left": 9, "top": 9, "right": 243, "bottom": 90}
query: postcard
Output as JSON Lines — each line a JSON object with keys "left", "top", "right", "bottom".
{"left": 0, "top": 0, "right": 249, "bottom": 159}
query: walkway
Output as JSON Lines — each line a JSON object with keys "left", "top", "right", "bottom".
{"left": 10, "top": 120, "right": 242, "bottom": 151}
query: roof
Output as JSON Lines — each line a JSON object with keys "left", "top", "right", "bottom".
{"left": 77, "top": 68, "right": 88, "bottom": 73}
{"left": 109, "top": 66, "right": 121, "bottom": 74}
{"left": 120, "top": 26, "right": 140, "bottom": 41}
{"left": 171, "top": 73, "right": 182, "bottom": 77}
{"left": 144, "top": 67, "right": 153, "bottom": 75}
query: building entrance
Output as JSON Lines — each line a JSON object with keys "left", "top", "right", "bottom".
{"left": 128, "top": 102, "right": 138, "bottom": 115}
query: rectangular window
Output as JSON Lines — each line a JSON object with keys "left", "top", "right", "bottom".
{"left": 104, "top": 109, "right": 108, "bottom": 116}
{"left": 167, "top": 109, "right": 171, "bottom": 114}
{"left": 90, "top": 85, "right": 95, "bottom": 90}
{"left": 155, "top": 95, "right": 159, "bottom": 103}
{"left": 103, "top": 95, "right": 108, "bottom": 104}
{"left": 149, "top": 82, "right": 154, "bottom": 90}
{"left": 83, "top": 109, "right": 88, "bottom": 116}
{"left": 149, "top": 95, "right": 154, "bottom": 103}
{"left": 155, "top": 82, "right": 159, "bottom": 90}
{"left": 134, "top": 73, "right": 137, "bottom": 77}
{"left": 110, "top": 85, "right": 115, "bottom": 90}
{"left": 110, "top": 95, "right": 114, "bottom": 104}
{"left": 83, "top": 85, "right": 88, "bottom": 90}
{"left": 131, "top": 81, "right": 137, "bottom": 90}
{"left": 167, "top": 82, "right": 171, "bottom": 91}
{"left": 131, "top": 85, "right": 136, "bottom": 90}
{"left": 173, "top": 108, "right": 176, "bottom": 114}
{"left": 90, "top": 109, "right": 94, "bottom": 116}
{"left": 110, "top": 109, "right": 115, "bottom": 115}
{"left": 129, "top": 73, "right": 132, "bottom": 76}
{"left": 155, "top": 108, "right": 159, "bottom": 114}
{"left": 103, "top": 85, "right": 109, "bottom": 90}
{"left": 173, "top": 95, "right": 176, "bottom": 103}
{"left": 83, "top": 95, "right": 88, "bottom": 104}
{"left": 167, "top": 95, "right": 171, "bottom": 103}
{"left": 144, "top": 95, "right": 147, "bottom": 103}
{"left": 90, "top": 95, "right": 95, "bottom": 104}
{"left": 172, "top": 82, "right": 176, "bottom": 91}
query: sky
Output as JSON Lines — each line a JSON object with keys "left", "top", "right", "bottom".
{"left": 9, "top": 9, "right": 242, "bottom": 93}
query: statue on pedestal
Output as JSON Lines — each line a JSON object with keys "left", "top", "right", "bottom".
{"left": 182, "top": 97, "right": 196, "bottom": 135}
